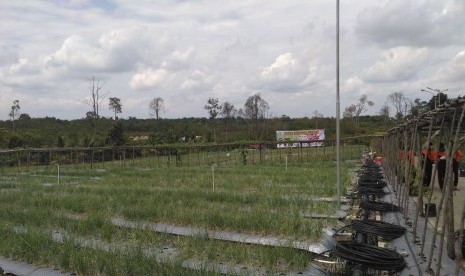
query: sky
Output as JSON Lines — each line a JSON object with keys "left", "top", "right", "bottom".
{"left": 1, "top": 0, "right": 465, "bottom": 120}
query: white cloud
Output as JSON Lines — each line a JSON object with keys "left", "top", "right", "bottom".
{"left": 356, "top": 0, "right": 465, "bottom": 48}
{"left": 45, "top": 26, "right": 152, "bottom": 74}
{"left": 180, "top": 70, "right": 210, "bottom": 91}
{"left": 129, "top": 68, "right": 169, "bottom": 90}
{"left": 344, "top": 76, "right": 364, "bottom": 93}
{"left": 258, "top": 53, "right": 313, "bottom": 92}
{"left": 434, "top": 50, "right": 465, "bottom": 82}
{"left": 363, "top": 47, "right": 428, "bottom": 83}
{"left": 0, "top": 43, "right": 19, "bottom": 66}
{"left": 260, "top": 53, "right": 298, "bottom": 80}
{"left": 0, "top": 1, "right": 464, "bottom": 119}
{"left": 161, "top": 47, "right": 195, "bottom": 71}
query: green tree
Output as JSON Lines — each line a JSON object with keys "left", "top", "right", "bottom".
{"left": 204, "top": 97, "right": 221, "bottom": 119}
{"left": 409, "top": 98, "right": 428, "bottom": 118}
{"left": 108, "top": 97, "right": 122, "bottom": 120}
{"left": 427, "top": 92, "right": 448, "bottom": 110}
{"left": 221, "top": 101, "right": 236, "bottom": 119}
{"left": 57, "top": 135, "right": 66, "bottom": 147}
{"left": 106, "top": 121, "right": 125, "bottom": 146}
{"left": 19, "top": 113, "right": 31, "bottom": 120}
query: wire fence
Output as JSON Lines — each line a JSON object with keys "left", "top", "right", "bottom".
{"left": 0, "top": 137, "right": 376, "bottom": 173}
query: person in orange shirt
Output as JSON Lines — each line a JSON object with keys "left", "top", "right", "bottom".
{"left": 453, "top": 148, "right": 463, "bottom": 190}
{"left": 437, "top": 143, "right": 446, "bottom": 190}
{"left": 421, "top": 142, "right": 436, "bottom": 187}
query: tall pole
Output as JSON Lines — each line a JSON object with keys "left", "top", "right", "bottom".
{"left": 336, "top": 0, "right": 341, "bottom": 210}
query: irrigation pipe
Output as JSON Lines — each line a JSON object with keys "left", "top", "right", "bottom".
{"left": 350, "top": 219, "right": 406, "bottom": 241}
{"left": 48, "top": 229, "right": 270, "bottom": 275}
{"left": 360, "top": 200, "right": 401, "bottom": 213}
{"left": 332, "top": 241, "right": 406, "bottom": 273}
{"left": 110, "top": 217, "right": 330, "bottom": 254}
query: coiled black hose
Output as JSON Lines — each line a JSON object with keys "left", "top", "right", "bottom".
{"left": 333, "top": 241, "right": 406, "bottom": 273}
{"left": 356, "top": 186, "right": 389, "bottom": 197}
{"left": 351, "top": 219, "right": 406, "bottom": 241}
{"left": 358, "top": 180, "right": 387, "bottom": 190}
{"left": 361, "top": 199, "right": 402, "bottom": 213}
{"left": 359, "top": 175, "right": 385, "bottom": 182}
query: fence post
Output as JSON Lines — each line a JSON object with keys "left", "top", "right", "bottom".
{"left": 123, "top": 148, "right": 126, "bottom": 167}
{"left": 102, "top": 148, "right": 105, "bottom": 168}
{"left": 17, "top": 151, "right": 20, "bottom": 174}
{"left": 27, "top": 150, "right": 30, "bottom": 172}
{"left": 91, "top": 148, "right": 94, "bottom": 170}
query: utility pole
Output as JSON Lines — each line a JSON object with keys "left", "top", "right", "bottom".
{"left": 336, "top": 0, "right": 341, "bottom": 210}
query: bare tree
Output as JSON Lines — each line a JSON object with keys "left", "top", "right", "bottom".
{"left": 9, "top": 99, "right": 20, "bottom": 133}
{"left": 343, "top": 95, "right": 374, "bottom": 132}
{"left": 244, "top": 93, "right": 269, "bottom": 139}
{"left": 378, "top": 102, "right": 390, "bottom": 126}
{"left": 220, "top": 101, "right": 236, "bottom": 142}
{"left": 108, "top": 97, "right": 122, "bottom": 120}
{"left": 388, "top": 91, "right": 411, "bottom": 120}
{"left": 221, "top": 101, "right": 236, "bottom": 119}
{"left": 149, "top": 97, "right": 164, "bottom": 119}
{"left": 343, "top": 104, "right": 356, "bottom": 123}
{"left": 312, "top": 110, "right": 323, "bottom": 129}
{"left": 83, "top": 77, "right": 107, "bottom": 133}
{"left": 244, "top": 93, "right": 269, "bottom": 120}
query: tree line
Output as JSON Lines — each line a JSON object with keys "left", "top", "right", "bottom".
{"left": 343, "top": 91, "right": 447, "bottom": 134}
{"left": 2, "top": 76, "right": 444, "bottom": 149}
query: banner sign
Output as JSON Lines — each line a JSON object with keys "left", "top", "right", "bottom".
{"left": 276, "top": 129, "right": 325, "bottom": 148}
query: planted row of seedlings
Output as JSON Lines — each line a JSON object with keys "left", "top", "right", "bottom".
{"left": 0, "top": 157, "right": 357, "bottom": 275}
{"left": 311, "top": 158, "right": 407, "bottom": 274}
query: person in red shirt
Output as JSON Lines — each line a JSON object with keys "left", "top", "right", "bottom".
{"left": 453, "top": 148, "right": 463, "bottom": 189}
{"left": 421, "top": 142, "right": 435, "bottom": 187}
{"left": 437, "top": 143, "right": 446, "bottom": 190}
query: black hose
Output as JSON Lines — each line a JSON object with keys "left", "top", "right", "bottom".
{"left": 356, "top": 186, "right": 389, "bottom": 197}
{"left": 351, "top": 219, "right": 406, "bottom": 241}
{"left": 360, "top": 199, "right": 401, "bottom": 213}
{"left": 358, "top": 181, "right": 387, "bottom": 190}
{"left": 333, "top": 241, "right": 406, "bottom": 273}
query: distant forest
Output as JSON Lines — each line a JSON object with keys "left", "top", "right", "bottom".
{"left": 0, "top": 115, "right": 392, "bottom": 149}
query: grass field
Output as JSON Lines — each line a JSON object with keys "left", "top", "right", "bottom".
{"left": 0, "top": 146, "right": 360, "bottom": 275}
